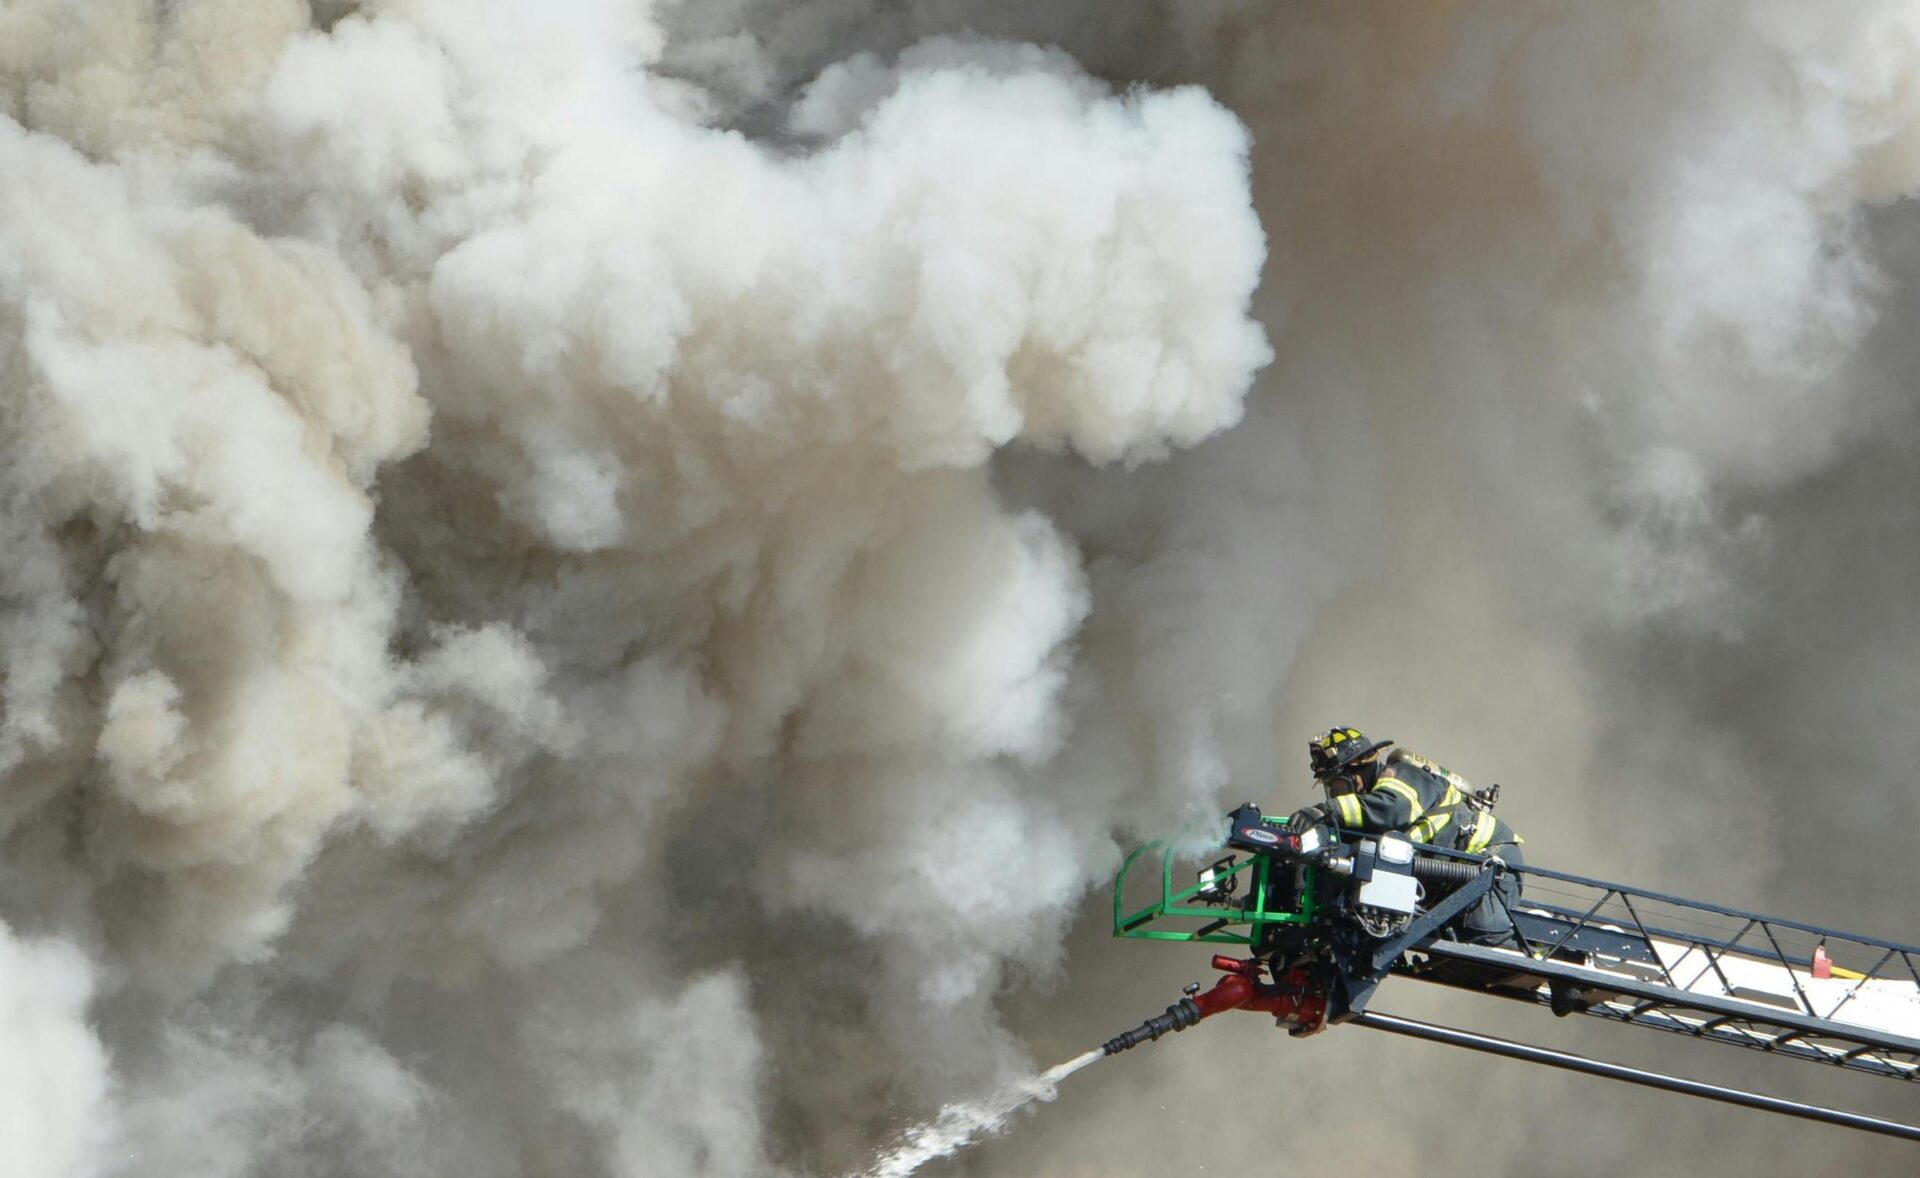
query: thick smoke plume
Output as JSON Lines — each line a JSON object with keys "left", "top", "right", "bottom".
{"left": 4, "top": 2, "right": 1920, "bottom": 1176}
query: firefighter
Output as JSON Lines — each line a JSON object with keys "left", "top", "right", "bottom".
{"left": 1289, "top": 726, "right": 1524, "bottom": 944}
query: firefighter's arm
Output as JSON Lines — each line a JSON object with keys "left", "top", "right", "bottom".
{"left": 1327, "top": 770, "right": 1423, "bottom": 833}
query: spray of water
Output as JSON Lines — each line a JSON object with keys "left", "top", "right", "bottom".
{"left": 850, "top": 1049, "right": 1107, "bottom": 1178}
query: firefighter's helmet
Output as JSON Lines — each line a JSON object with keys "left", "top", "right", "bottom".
{"left": 1308, "top": 726, "right": 1393, "bottom": 780}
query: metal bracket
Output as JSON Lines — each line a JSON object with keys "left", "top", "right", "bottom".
{"left": 1369, "top": 865, "right": 1495, "bottom": 974}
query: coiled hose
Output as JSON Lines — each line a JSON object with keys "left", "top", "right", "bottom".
{"left": 1410, "top": 856, "right": 1483, "bottom": 888}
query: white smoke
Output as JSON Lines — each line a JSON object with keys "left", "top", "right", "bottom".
{"left": 525, "top": 970, "right": 772, "bottom": 1178}
{"left": 0, "top": 925, "right": 112, "bottom": 1178}
{"left": 7, "top": 2, "right": 1920, "bottom": 1176}
{"left": 3, "top": 1, "right": 1268, "bottom": 1175}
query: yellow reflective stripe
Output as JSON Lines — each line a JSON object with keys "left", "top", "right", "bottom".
{"left": 1373, "top": 777, "right": 1424, "bottom": 820}
{"left": 1335, "top": 793, "right": 1363, "bottom": 826}
{"left": 1409, "top": 813, "right": 1453, "bottom": 843}
{"left": 1465, "top": 811, "right": 1496, "bottom": 853}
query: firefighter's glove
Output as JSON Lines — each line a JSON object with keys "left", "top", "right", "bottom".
{"left": 1287, "top": 805, "right": 1331, "bottom": 836}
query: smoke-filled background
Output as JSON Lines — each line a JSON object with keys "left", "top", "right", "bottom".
{"left": 4, "top": 1, "right": 1920, "bottom": 1175}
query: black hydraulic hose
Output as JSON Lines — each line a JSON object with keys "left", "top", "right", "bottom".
{"left": 1351, "top": 1011, "right": 1920, "bottom": 1145}
{"left": 1102, "top": 999, "right": 1201, "bottom": 1055}
{"left": 1410, "top": 857, "right": 1481, "bottom": 888}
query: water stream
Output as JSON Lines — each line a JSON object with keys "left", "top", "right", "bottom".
{"left": 847, "top": 1050, "right": 1106, "bottom": 1178}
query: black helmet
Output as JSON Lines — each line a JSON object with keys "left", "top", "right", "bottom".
{"left": 1308, "top": 726, "right": 1393, "bottom": 780}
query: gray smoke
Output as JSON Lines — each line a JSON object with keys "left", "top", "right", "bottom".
{"left": 4, "top": 1, "right": 1266, "bottom": 1174}
{"left": 4, "top": 2, "right": 1920, "bottom": 1176}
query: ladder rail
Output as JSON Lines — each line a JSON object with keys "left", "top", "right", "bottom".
{"left": 1409, "top": 940, "right": 1920, "bottom": 1082}
{"left": 1407, "top": 848, "right": 1920, "bottom": 1018}
{"left": 1413, "top": 844, "right": 1920, "bottom": 958}
{"left": 1386, "top": 855, "right": 1920, "bottom": 1086}
{"left": 1351, "top": 1011, "right": 1920, "bottom": 1144}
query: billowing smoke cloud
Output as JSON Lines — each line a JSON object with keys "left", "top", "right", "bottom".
{"left": 3, "top": 0, "right": 1267, "bottom": 1174}
{"left": 981, "top": 2, "right": 1920, "bottom": 1173}
{"left": 5, "top": 2, "right": 1920, "bottom": 1176}
{"left": 0, "top": 924, "right": 111, "bottom": 1178}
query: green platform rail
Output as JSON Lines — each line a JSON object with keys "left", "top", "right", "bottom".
{"left": 1112, "top": 821, "right": 1318, "bottom": 944}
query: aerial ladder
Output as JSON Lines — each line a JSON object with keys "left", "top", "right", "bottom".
{"left": 1105, "top": 804, "right": 1920, "bottom": 1143}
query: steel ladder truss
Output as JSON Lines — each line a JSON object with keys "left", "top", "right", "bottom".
{"left": 1111, "top": 827, "right": 1920, "bottom": 1140}
{"left": 1389, "top": 849, "right": 1920, "bottom": 1089}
